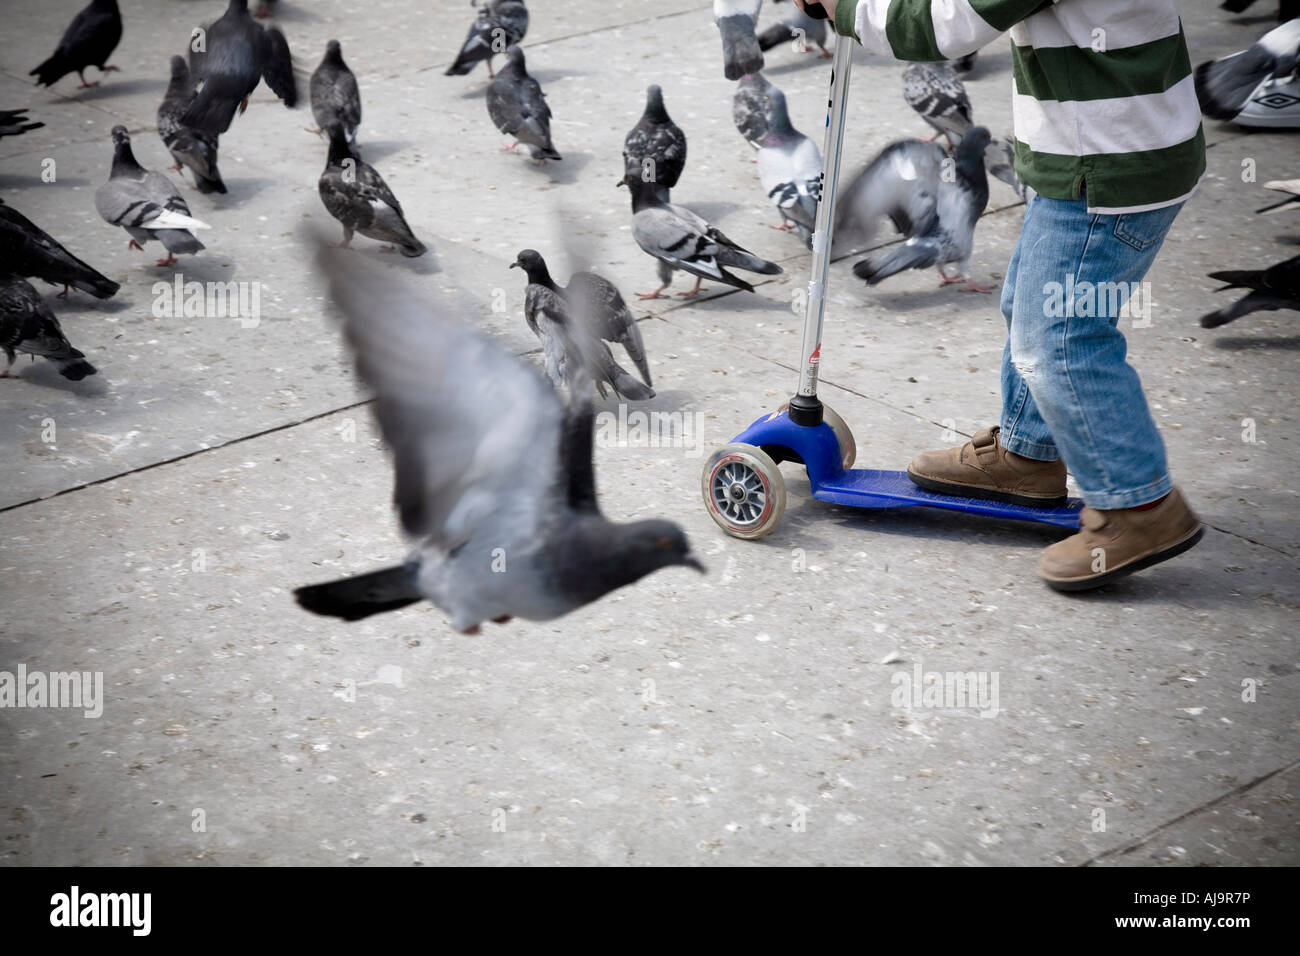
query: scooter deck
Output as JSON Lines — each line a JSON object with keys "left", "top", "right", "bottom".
{"left": 812, "top": 467, "right": 1083, "bottom": 529}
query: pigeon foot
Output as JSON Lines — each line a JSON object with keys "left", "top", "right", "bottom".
{"left": 959, "top": 280, "right": 996, "bottom": 293}
{"left": 770, "top": 222, "right": 797, "bottom": 231}
{"left": 127, "top": 239, "right": 144, "bottom": 251}
{"left": 155, "top": 255, "right": 178, "bottom": 267}
{"left": 636, "top": 288, "right": 671, "bottom": 300}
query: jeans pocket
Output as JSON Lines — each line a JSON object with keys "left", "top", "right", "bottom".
{"left": 1112, "top": 205, "right": 1181, "bottom": 252}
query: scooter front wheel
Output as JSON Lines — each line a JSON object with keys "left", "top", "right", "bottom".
{"left": 702, "top": 443, "right": 787, "bottom": 539}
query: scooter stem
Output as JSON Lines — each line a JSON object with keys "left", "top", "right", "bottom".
{"left": 789, "top": 33, "right": 855, "bottom": 428}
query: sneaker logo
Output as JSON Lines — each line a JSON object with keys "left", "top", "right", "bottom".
{"left": 1250, "top": 91, "right": 1300, "bottom": 110}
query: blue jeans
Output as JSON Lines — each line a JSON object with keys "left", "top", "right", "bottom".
{"left": 998, "top": 192, "right": 1182, "bottom": 510}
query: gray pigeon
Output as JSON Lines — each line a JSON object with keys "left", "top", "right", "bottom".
{"left": 445, "top": 0, "right": 529, "bottom": 77}
{"left": 623, "top": 85, "right": 687, "bottom": 204}
{"left": 511, "top": 249, "right": 654, "bottom": 401}
{"left": 95, "top": 126, "right": 210, "bottom": 266}
{"left": 714, "top": 0, "right": 764, "bottom": 81}
{"left": 619, "top": 173, "right": 783, "bottom": 299}
{"left": 0, "top": 199, "right": 119, "bottom": 299}
{"left": 982, "top": 133, "right": 1030, "bottom": 200}
{"left": 1195, "top": 18, "right": 1300, "bottom": 120}
{"left": 566, "top": 270, "right": 653, "bottom": 388}
{"left": 486, "top": 45, "right": 560, "bottom": 162}
{"left": 158, "top": 56, "right": 227, "bottom": 195}
{"left": 1201, "top": 254, "right": 1300, "bottom": 328}
{"left": 757, "top": 5, "right": 831, "bottom": 58}
{"left": 182, "top": 0, "right": 298, "bottom": 136}
{"left": 318, "top": 128, "right": 425, "bottom": 256}
{"left": 837, "top": 128, "right": 994, "bottom": 291}
{"left": 293, "top": 245, "right": 702, "bottom": 632}
{"left": 902, "top": 62, "right": 973, "bottom": 147}
{"left": 0, "top": 109, "right": 44, "bottom": 139}
{"left": 0, "top": 278, "right": 97, "bottom": 381}
{"left": 756, "top": 88, "right": 821, "bottom": 243}
{"left": 30, "top": 0, "right": 121, "bottom": 89}
{"left": 1258, "top": 179, "right": 1300, "bottom": 214}
{"left": 310, "top": 40, "right": 361, "bottom": 143}
{"left": 733, "top": 72, "right": 775, "bottom": 149}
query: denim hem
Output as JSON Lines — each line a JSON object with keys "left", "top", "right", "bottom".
{"left": 998, "top": 429, "right": 1059, "bottom": 462}
{"left": 1077, "top": 475, "right": 1174, "bottom": 511}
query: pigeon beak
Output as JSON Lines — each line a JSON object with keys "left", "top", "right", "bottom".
{"left": 683, "top": 555, "right": 706, "bottom": 574}
{"left": 509, "top": 262, "right": 519, "bottom": 269}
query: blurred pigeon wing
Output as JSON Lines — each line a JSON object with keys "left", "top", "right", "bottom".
{"left": 262, "top": 28, "right": 298, "bottom": 106}
{"left": 837, "top": 139, "right": 945, "bottom": 248}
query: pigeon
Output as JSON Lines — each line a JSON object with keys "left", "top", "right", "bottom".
{"left": 1194, "top": 18, "right": 1300, "bottom": 120}
{"left": 95, "top": 126, "right": 210, "bottom": 267}
{"left": 0, "top": 278, "right": 97, "bottom": 381}
{"left": 30, "top": 0, "right": 122, "bottom": 89}
{"left": 756, "top": 87, "right": 822, "bottom": 243}
{"left": 983, "top": 133, "right": 1031, "bottom": 200}
{"left": 618, "top": 173, "right": 783, "bottom": 299}
{"left": 182, "top": 0, "right": 298, "bottom": 136}
{"left": 733, "top": 72, "right": 775, "bottom": 149}
{"left": 565, "top": 270, "right": 653, "bottom": 388}
{"left": 954, "top": 52, "right": 978, "bottom": 74}
{"left": 486, "top": 45, "right": 560, "bottom": 162}
{"left": 511, "top": 249, "right": 654, "bottom": 400}
{"left": 445, "top": 0, "right": 529, "bottom": 78}
{"left": 318, "top": 128, "right": 426, "bottom": 257}
{"left": 1258, "top": 178, "right": 1300, "bottom": 214}
{"left": 757, "top": 5, "right": 831, "bottom": 58}
{"left": 309, "top": 40, "right": 361, "bottom": 143}
{"left": 714, "top": 0, "right": 764, "bottom": 81}
{"left": 0, "top": 199, "right": 119, "bottom": 299}
{"left": 837, "top": 128, "right": 994, "bottom": 292}
{"left": 902, "top": 62, "right": 973, "bottom": 147}
{"left": 158, "top": 57, "right": 227, "bottom": 195}
{"left": 293, "top": 245, "right": 703, "bottom": 632}
{"left": 623, "top": 85, "right": 687, "bottom": 204}
{"left": 1200, "top": 254, "right": 1300, "bottom": 328}
{"left": 0, "top": 109, "right": 44, "bottom": 139}
{"left": 1220, "top": 0, "right": 1300, "bottom": 21}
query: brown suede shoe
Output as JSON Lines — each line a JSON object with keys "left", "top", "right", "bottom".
{"left": 907, "top": 425, "right": 1067, "bottom": 507}
{"left": 1039, "top": 487, "right": 1203, "bottom": 592}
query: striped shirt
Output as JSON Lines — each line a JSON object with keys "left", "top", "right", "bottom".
{"left": 834, "top": 0, "right": 1206, "bottom": 213}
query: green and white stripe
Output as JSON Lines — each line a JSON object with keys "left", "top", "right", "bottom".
{"left": 836, "top": 0, "right": 1206, "bottom": 213}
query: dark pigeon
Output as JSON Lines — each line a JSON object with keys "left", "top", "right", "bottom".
{"left": 95, "top": 126, "right": 209, "bottom": 266}
{"left": 511, "top": 249, "right": 654, "bottom": 400}
{"left": 182, "top": 0, "right": 298, "bottom": 136}
{"left": 714, "top": 0, "right": 764, "bottom": 81}
{"left": 158, "top": 56, "right": 227, "bottom": 195}
{"left": 445, "top": 0, "right": 529, "bottom": 78}
{"left": 733, "top": 72, "right": 775, "bottom": 149}
{"left": 294, "top": 245, "right": 702, "bottom": 632}
{"left": 0, "top": 278, "right": 97, "bottom": 381}
{"left": 0, "top": 109, "right": 44, "bottom": 139}
{"left": 310, "top": 40, "right": 361, "bottom": 143}
{"left": 623, "top": 85, "right": 687, "bottom": 204}
{"left": 318, "top": 128, "right": 425, "bottom": 257}
{"left": 837, "top": 128, "right": 994, "bottom": 292}
{"left": 1201, "top": 254, "right": 1300, "bottom": 328}
{"left": 30, "top": 0, "right": 122, "bottom": 89}
{"left": 0, "top": 199, "right": 119, "bottom": 299}
{"left": 486, "top": 45, "right": 560, "bottom": 162}
{"left": 618, "top": 173, "right": 783, "bottom": 299}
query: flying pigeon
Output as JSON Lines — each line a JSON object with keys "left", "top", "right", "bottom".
{"left": 1194, "top": 18, "right": 1300, "bottom": 122}
{"left": 293, "top": 245, "right": 703, "bottom": 632}
{"left": 511, "top": 249, "right": 654, "bottom": 400}
{"left": 486, "top": 45, "right": 560, "bottom": 162}
{"left": 181, "top": 0, "right": 298, "bottom": 136}
{"left": 756, "top": 87, "right": 821, "bottom": 242}
{"left": 158, "top": 56, "right": 227, "bottom": 195}
{"left": 0, "top": 199, "right": 119, "bottom": 299}
{"left": 95, "top": 126, "right": 210, "bottom": 267}
{"left": 445, "top": 0, "right": 529, "bottom": 77}
{"left": 0, "top": 109, "right": 44, "bottom": 139}
{"left": 618, "top": 173, "right": 783, "bottom": 299}
{"left": 733, "top": 72, "right": 775, "bottom": 149}
{"left": 318, "top": 128, "right": 425, "bottom": 257}
{"left": 623, "top": 85, "right": 687, "bottom": 204}
{"left": 30, "top": 0, "right": 122, "bottom": 89}
{"left": 0, "top": 278, "right": 97, "bottom": 381}
{"left": 757, "top": 5, "right": 831, "bottom": 58}
{"left": 837, "top": 128, "right": 994, "bottom": 292}
{"left": 714, "top": 0, "right": 764, "bottom": 81}
{"left": 1200, "top": 254, "right": 1300, "bottom": 328}
{"left": 565, "top": 270, "right": 653, "bottom": 388}
{"left": 1258, "top": 178, "right": 1300, "bottom": 214}
{"left": 902, "top": 62, "right": 973, "bottom": 147}
{"left": 309, "top": 40, "right": 361, "bottom": 143}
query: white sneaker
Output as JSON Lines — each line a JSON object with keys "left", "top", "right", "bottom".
{"left": 1234, "top": 72, "right": 1300, "bottom": 128}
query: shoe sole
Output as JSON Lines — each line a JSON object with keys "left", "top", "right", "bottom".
{"left": 1042, "top": 524, "right": 1205, "bottom": 593}
{"left": 906, "top": 469, "right": 1068, "bottom": 510}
